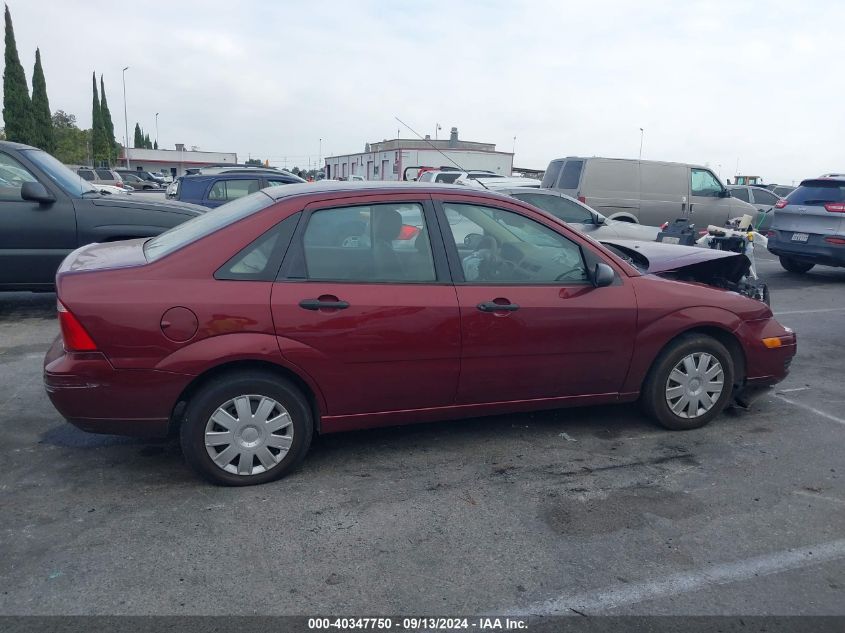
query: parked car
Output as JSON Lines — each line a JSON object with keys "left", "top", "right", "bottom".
{"left": 766, "top": 184, "right": 796, "bottom": 198}
{"left": 115, "top": 169, "right": 167, "bottom": 187}
{"left": 459, "top": 175, "right": 542, "bottom": 190}
{"left": 417, "top": 170, "right": 503, "bottom": 184}
{"left": 542, "top": 157, "right": 760, "bottom": 229}
{"left": 0, "top": 141, "right": 205, "bottom": 291}
{"left": 173, "top": 171, "right": 305, "bottom": 208}
{"left": 767, "top": 176, "right": 845, "bottom": 273}
{"left": 498, "top": 187, "right": 660, "bottom": 241}
{"left": 726, "top": 185, "right": 783, "bottom": 231}
{"left": 87, "top": 183, "right": 129, "bottom": 195}
{"left": 119, "top": 172, "right": 160, "bottom": 191}
{"left": 44, "top": 181, "right": 795, "bottom": 485}
{"left": 77, "top": 167, "right": 125, "bottom": 188}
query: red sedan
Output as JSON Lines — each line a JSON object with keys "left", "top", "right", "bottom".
{"left": 44, "top": 182, "right": 796, "bottom": 485}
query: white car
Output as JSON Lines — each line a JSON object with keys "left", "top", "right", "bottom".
{"left": 459, "top": 175, "right": 542, "bottom": 190}
{"left": 499, "top": 187, "right": 661, "bottom": 241}
{"left": 88, "top": 183, "right": 129, "bottom": 195}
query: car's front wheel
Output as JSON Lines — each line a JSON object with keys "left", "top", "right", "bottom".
{"left": 779, "top": 256, "right": 814, "bottom": 274}
{"left": 641, "top": 335, "right": 734, "bottom": 430}
{"left": 180, "top": 371, "right": 313, "bottom": 485}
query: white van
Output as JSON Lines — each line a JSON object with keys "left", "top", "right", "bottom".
{"left": 541, "top": 157, "right": 759, "bottom": 228}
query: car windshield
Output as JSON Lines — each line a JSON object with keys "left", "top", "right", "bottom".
{"left": 22, "top": 149, "right": 97, "bottom": 196}
{"left": 144, "top": 191, "right": 275, "bottom": 261}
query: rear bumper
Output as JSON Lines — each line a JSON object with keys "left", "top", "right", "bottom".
{"left": 768, "top": 235, "right": 845, "bottom": 267}
{"left": 43, "top": 336, "right": 191, "bottom": 438}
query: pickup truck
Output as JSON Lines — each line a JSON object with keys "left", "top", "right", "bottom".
{"left": 0, "top": 141, "right": 205, "bottom": 291}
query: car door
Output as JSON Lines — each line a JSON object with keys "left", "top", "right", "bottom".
{"left": 435, "top": 196, "right": 637, "bottom": 405}
{"left": 0, "top": 151, "right": 76, "bottom": 288}
{"left": 270, "top": 194, "right": 461, "bottom": 418}
{"left": 689, "top": 168, "right": 732, "bottom": 227}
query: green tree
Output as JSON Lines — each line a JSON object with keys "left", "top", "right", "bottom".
{"left": 133, "top": 122, "right": 142, "bottom": 148}
{"left": 245, "top": 158, "right": 262, "bottom": 166}
{"left": 2, "top": 5, "right": 33, "bottom": 143}
{"left": 153, "top": 139, "right": 158, "bottom": 150}
{"left": 99, "top": 74, "right": 117, "bottom": 161}
{"left": 143, "top": 131, "right": 151, "bottom": 149}
{"left": 30, "top": 48, "right": 54, "bottom": 152}
{"left": 91, "top": 72, "right": 108, "bottom": 165}
{"left": 51, "top": 110, "right": 91, "bottom": 165}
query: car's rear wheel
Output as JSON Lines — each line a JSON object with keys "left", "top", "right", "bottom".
{"left": 779, "top": 256, "right": 814, "bottom": 274}
{"left": 641, "top": 335, "right": 734, "bottom": 430}
{"left": 180, "top": 371, "right": 313, "bottom": 486}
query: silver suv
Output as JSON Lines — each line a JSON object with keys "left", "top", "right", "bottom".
{"left": 767, "top": 177, "right": 845, "bottom": 273}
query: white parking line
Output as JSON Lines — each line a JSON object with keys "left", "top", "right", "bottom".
{"left": 777, "top": 387, "right": 810, "bottom": 393}
{"left": 509, "top": 539, "right": 845, "bottom": 615}
{"left": 774, "top": 394, "right": 845, "bottom": 426}
{"left": 773, "top": 307, "right": 845, "bottom": 316}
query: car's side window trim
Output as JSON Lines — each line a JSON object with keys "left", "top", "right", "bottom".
{"left": 432, "top": 198, "right": 594, "bottom": 287}
{"left": 276, "top": 197, "right": 452, "bottom": 285}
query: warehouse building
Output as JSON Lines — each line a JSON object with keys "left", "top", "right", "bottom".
{"left": 117, "top": 145, "right": 238, "bottom": 178}
{"left": 324, "top": 127, "right": 513, "bottom": 181}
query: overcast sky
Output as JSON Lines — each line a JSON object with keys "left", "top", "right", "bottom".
{"left": 7, "top": 0, "right": 844, "bottom": 183}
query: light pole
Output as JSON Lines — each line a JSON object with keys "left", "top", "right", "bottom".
{"left": 155, "top": 112, "right": 159, "bottom": 149}
{"left": 319, "top": 138, "right": 322, "bottom": 172}
{"left": 638, "top": 128, "right": 644, "bottom": 160}
{"left": 122, "top": 66, "right": 130, "bottom": 169}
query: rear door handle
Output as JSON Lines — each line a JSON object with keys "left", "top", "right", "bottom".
{"left": 477, "top": 301, "right": 520, "bottom": 313}
{"left": 299, "top": 298, "right": 350, "bottom": 311}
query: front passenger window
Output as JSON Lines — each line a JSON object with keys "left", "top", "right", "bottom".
{"left": 442, "top": 203, "right": 588, "bottom": 284}
{"left": 691, "top": 169, "right": 724, "bottom": 197}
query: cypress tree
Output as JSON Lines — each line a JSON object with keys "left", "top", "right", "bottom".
{"left": 153, "top": 139, "right": 158, "bottom": 150}
{"left": 99, "top": 74, "right": 116, "bottom": 160}
{"left": 133, "top": 122, "right": 142, "bottom": 148}
{"left": 3, "top": 5, "right": 34, "bottom": 143}
{"left": 143, "top": 132, "right": 151, "bottom": 149}
{"left": 30, "top": 48, "right": 54, "bottom": 152}
{"left": 91, "top": 72, "right": 108, "bottom": 164}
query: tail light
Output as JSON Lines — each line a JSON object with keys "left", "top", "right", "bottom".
{"left": 774, "top": 199, "right": 788, "bottom": 209}
{"left": 397, "top": 225, "right": 421, "bottom": 240}
{"left": 577, "top": 196, "right": 587, "bottom": 203}
{"left": 57, "top": 300, "right": 97, "bottom": 351}
{"left": 824, "top": 202, "right": 845, "bottom": 213}
{"left": 660, "top": 222, "right": 669, "bottom": 230}
{"left": 824, "top": 237, "right": 845, "bottom": 245}
{"left": 766, "top": 230, "right": 777, "bottom": 237}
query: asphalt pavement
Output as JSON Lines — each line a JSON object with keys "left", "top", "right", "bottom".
{"left": 0, "top": 250, "right": 842, "bottom": 616}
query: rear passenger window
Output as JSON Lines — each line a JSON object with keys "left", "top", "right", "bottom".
{"left": 557, "top": 160, "right": 584, "bottom": 189}
{"left": 209, "top": 179, "right": 261, "bottom": 201}
{"left": 78, "top": 170, "right": 95, "bottom": 181}
{"left": 751, "top": 189, "right": 778, "bottom": 205}
{"left": 541, "top": 161, "right": 563, "bottom": 188}
{"left": 301, "top": 203, "right": 435, "bottom": 282}
{"left": 95, "top": 169, "right": 113, "bottom": 179}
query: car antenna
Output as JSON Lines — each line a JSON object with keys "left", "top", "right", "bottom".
{"left": 394, "top": 116, "right": 490, "bottom": 190}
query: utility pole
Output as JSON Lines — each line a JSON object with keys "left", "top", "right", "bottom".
{"left": 155, "top": 112, "right": 159, "bottom": 148}
{"left": 122, "top": 66, "right": 130, "bottom": 169}
{"left": 638, "top": 128, "right": 644, "bottom": 160}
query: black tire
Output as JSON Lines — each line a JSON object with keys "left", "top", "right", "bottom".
{"left": 180, "top": 371, "right": 313, "bottom": 486}
{"left": 641, "top": 335, "right": 735, "bottom": 431}
{"left": 779, "top": 256, "right": 814, "bottom": 274}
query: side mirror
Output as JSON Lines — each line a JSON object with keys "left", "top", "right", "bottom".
{"left": 720, "top": 189, "right": 731, "bottom": 198}
{"left": 592, "top": 213, "right": 605, "bottom": 225}
{"left": 21, "top": 181, "right": 55, "bottom": 204}
{"left": 591, "top": 262, "right": 615, "bottom": 288}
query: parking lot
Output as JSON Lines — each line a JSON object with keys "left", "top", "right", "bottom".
{"left": 0, "top": 249, "right": 842, "bottom": 616}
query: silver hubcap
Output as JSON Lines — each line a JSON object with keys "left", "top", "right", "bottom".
{"left": 204, "top": 395, "right": 294, "bottom": 476}
{"left": 665, "top": 352, "right": 724, "bottom": 419}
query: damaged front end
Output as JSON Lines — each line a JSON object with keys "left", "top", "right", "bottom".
{"left": 602, "top": 239, "right": 770, "bottom": 304}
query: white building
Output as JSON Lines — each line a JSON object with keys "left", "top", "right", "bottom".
{"left": 117, "top": 145, "right": 238, "bottom": 177}
{"left": 324, "top": 127, "right": 513, "bottom": 181}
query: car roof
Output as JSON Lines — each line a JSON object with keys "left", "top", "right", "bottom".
{"left": 0, "top": 140, "right": 35, "bottom": 150}
{"left": 262, "top": 180, "right": 518, "bottom": 202}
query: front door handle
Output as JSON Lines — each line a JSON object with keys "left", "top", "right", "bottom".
{"left": 477, "top": 301, "right": 520, "bottom": 313}
{"left": 299, "top": 298, "right": 350, "bottom": 311}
